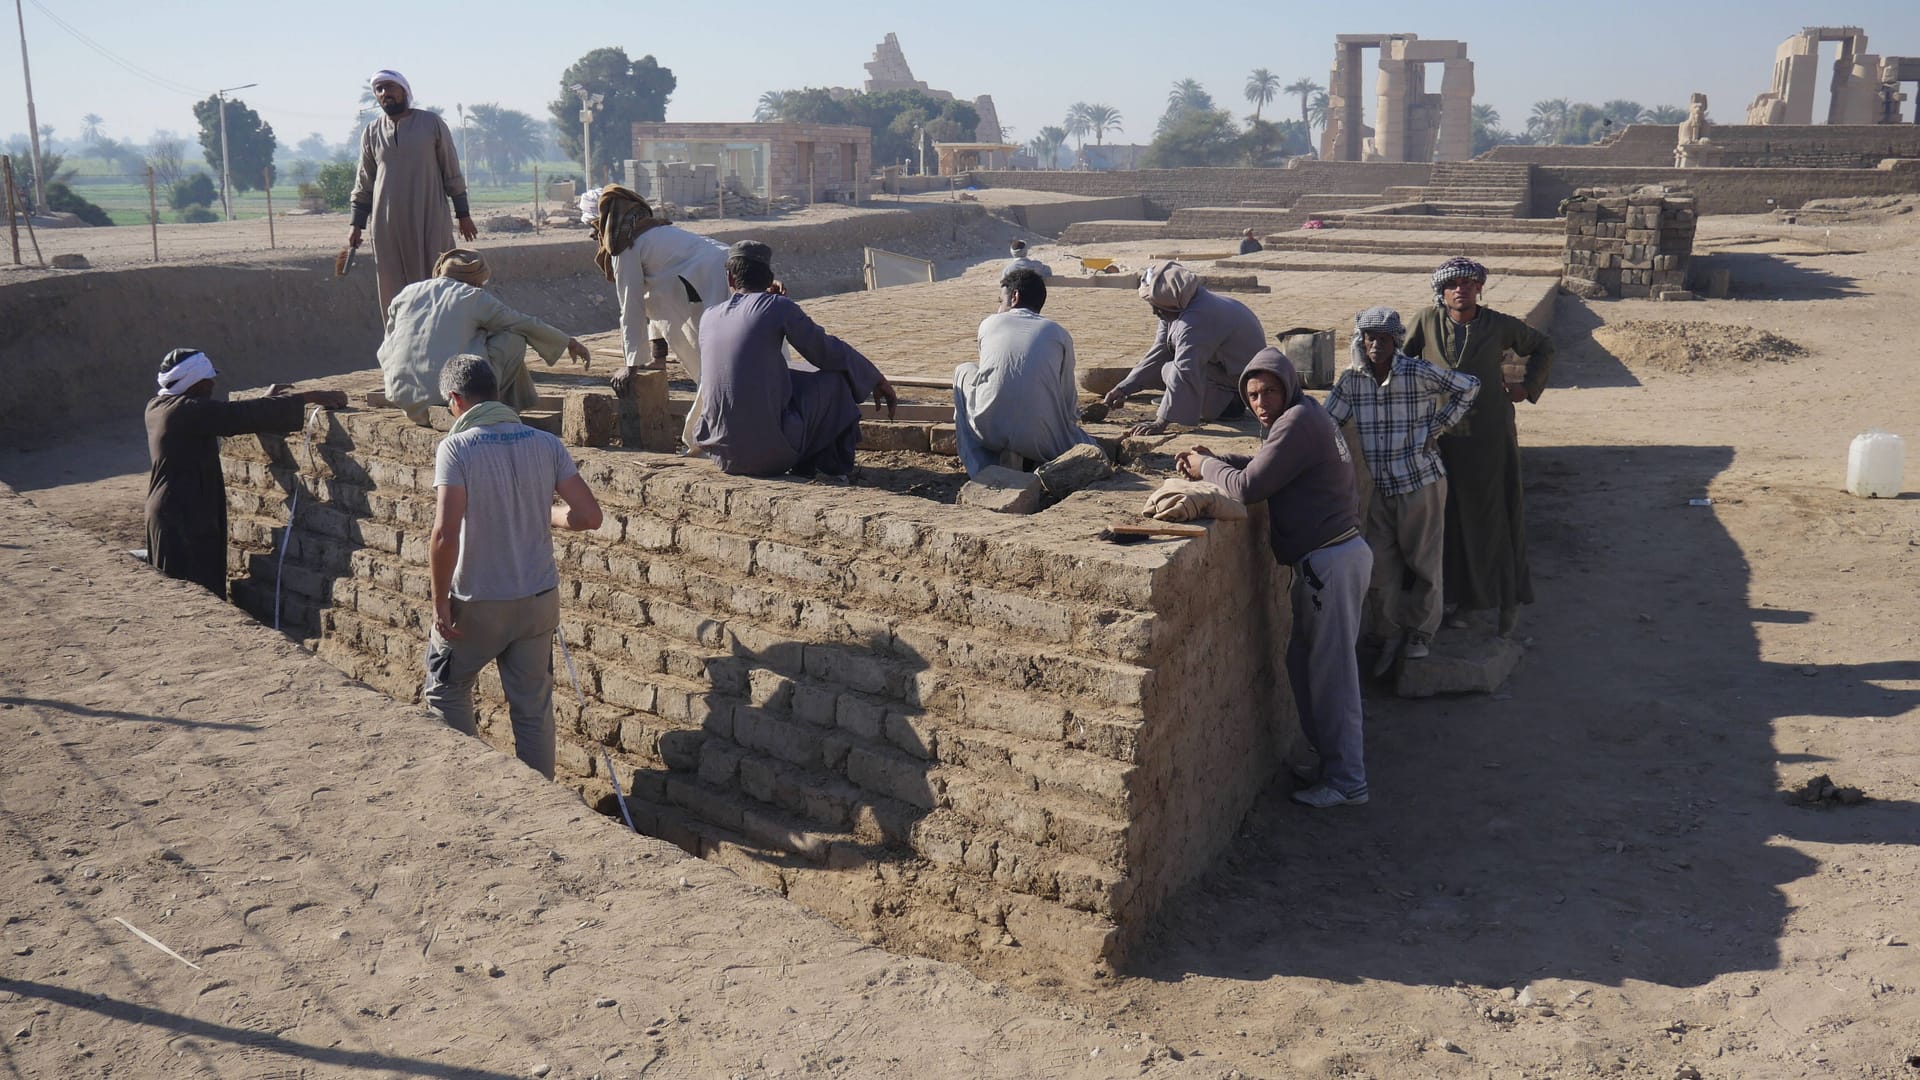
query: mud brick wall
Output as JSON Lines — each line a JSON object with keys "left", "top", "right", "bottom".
{"left": 1486, "top": 124, "right": 1920, "bottom": 169}
{"left": 219, "top": 399, "right": 1297, "bottom": 975}
{"left": 968, "top": 162, "right": 1434, "bottom": 218}
{"left": 1530, "top": 163, "right": 1920, "bottom": 217}
{"left": 1562, "top": 188, "right": 1698, "bottom": 299}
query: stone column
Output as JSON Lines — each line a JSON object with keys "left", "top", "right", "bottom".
{"left": 1437, "top": 58, "right": 1474, "bottom": 162}
{"left": 1374, "top": 51, "right": 1408, "bottom": 162}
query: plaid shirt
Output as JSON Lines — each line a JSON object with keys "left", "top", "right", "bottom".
{"left": 1323, "top": 353, "right": 1480, "bottom": 497}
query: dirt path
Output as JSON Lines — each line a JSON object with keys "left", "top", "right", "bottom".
{"left": 3, "top": 209, "right": 1918, "bottom": 1078}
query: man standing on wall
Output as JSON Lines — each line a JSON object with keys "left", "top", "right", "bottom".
{"left": 144, "top": 348, "right": 348, "bottom": 597}
{"left": 348, "top": 70, "right": 478, "bottom": 313}
{"left": 1401, "top": 257, "right": 1554, "bottom": 637}
{"left": 425, "top": 355, "right": 603, "bottom": 778}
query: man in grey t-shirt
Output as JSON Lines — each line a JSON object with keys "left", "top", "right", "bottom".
{"left": 425, "top": 354, "right": 603, "bottom": 777}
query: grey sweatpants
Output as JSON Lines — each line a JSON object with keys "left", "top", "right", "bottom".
{"left": 423, "top": 589, "right": 560, "bottom": 778}
{"left": 1287, "top": 536, "right": 1373, "bottom": 798}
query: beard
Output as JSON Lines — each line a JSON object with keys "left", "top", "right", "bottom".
{"left": 380, "top": 100, "right": 409, "bottom": 117}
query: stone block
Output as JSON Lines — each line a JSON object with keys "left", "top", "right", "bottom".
{"left": 958, "top": 466, "right": 1043, "bottom": 515}
{"left": 562, "top": 390, "right": 620, "bottom": 447}
{"left": 1034, "top": 444, "right": 1113, "bottom": 497}
{"left": 857, "top": 422, "right": 931, "bottom": 453}
{"left": 1560, "top": 277, "right": 1608, "bottom": 299}
{"left": 616, "top": 369, "right": 677, "bottom": 452}
{"left": 1395, "top": 634, "right": 1525, "bottom": 697}
{"left": 1078, "top": 366, "right": 1130, "bottom": 396}
{"left": 929, "top": 424, "right": 958, "bottom": 457}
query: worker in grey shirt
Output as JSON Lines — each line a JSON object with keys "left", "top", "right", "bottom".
{"left": 425, "top": 354, "right": 603, "bottom": 778}
{"left": 1001, "top": 239, "right": 1053, "bottom": 278}
{"left": 954, "top": 267, "right": 1100, "bottom": 475}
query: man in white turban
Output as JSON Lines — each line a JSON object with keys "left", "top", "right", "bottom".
{"left": 348, "top": 70, "right": 478, "bottom": 313}
{"left": 1103, "top": 262, "right": 1267, "bottom": 436}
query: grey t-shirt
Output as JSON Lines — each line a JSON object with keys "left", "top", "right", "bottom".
{"left": 433, "top": 422, "right": 577, "bottom": 601}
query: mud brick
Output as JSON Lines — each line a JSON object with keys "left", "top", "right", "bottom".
{"left": 664, "top": 776, "right": 743, "bottom": 830}
{"left": 734, "top": 705, "right": 822, "bottom": 769}
{"left": 697, "top": 740, "right": 744, "bottom": 786}
{"left": 961, "top": 687, "right": 1068, "bottom": 742}
{"left": 563, "top": 390, "right": 621, "bottom": 447}
{"left": 754, "top": 540, "right": 841, "bottom": 588}
{"left": 846, "top": 746, "right": 939, "bottom": 810}
{"left": 678, "top": 523, "right": 754, "bottom": 567}
{"left": 884, "top": 709, "right": 939, "bottom": 760}
{"left": 857, "top": 421, "right": 931, "bottom": 453}
{"left": 836, "top": 693, "right": 886, "bottom": 739}
{"left": 748, "top": 669, "right": 795, "bottom": 713}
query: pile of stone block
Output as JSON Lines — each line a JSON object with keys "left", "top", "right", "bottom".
{"left": 1561, "top": 185, "right": 1699, "bottom": 300}
{"left": 218, "top": 392, "right": 1298, "bottom": 977}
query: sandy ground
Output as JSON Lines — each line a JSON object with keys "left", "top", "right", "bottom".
{"left": 4, "top": 206, "right": 1920, "bottom": 1077}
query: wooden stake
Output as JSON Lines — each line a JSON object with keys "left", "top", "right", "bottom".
{"left": 2, "top": 155, "right": 19, "bottom": 265}
{"left": 146, "top": 164, "right": 158, "bottom": 262}
{"left": 263, "top": 167, "right": 274, "bottom": 249}
{"left": 2, "top": 154, "right": 41, "bottom": 267}
{"left": 533, "top": 164, "right": 540, "bottom": 233}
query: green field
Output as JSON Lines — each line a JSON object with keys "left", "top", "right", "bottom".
{"left": 48, "top": 157, "right": 583, "bottom": 227}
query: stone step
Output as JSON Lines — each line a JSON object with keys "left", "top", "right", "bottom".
{"left": 1306, "top": 213, "right": 1562, "bottom": 234}
{"left": 1257, "top": 233, "right": 1561, "bottom": 258}
{"left": 1217, "top": 251, "right": 1563, "bottom": 277}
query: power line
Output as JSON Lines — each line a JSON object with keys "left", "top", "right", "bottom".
{"left": 24, "top": 0, "right": 201, "bottom": 97}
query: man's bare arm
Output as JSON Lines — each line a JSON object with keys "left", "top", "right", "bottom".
{"left": 429, "top": 484, "right": 468, "bottom": 639}
{"left": 552, "top": 474, "right": 603, "bottom": 532}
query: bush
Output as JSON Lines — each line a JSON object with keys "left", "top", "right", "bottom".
{"left": 44, "top": 183, "right": 112, "bottom": 226}
{"left": 169, "top": 174, "right": 217, "bottom": 211}
{"left": 315, "top": 161, "right": 356, "bottom": 210}
{"left": 179, "top": 204, "right": 219, "bottom": 224}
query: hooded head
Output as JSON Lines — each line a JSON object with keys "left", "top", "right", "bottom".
{"left": 1139, "top": 261, "right": 1201, "bottom": 318}
{"left": 1240, "top": 347, "right": 1301, "bottom": 428}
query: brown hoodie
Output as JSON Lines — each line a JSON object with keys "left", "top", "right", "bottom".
{"left": 1197, "top": 347, "right": 1359, "bottom": 565}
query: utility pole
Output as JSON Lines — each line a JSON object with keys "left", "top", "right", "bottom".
{"left": 569, "top": 83, "right": 603, "bottom": 186}
{"left": 13, "top": 0, "right": 47, "bottom": 214}
{"left": 214, "top": 82, "right": 256, "bottom": 222}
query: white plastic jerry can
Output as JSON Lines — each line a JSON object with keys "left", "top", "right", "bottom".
{"left": 1845, "top": 429, "right": 1905, "bottom": 498}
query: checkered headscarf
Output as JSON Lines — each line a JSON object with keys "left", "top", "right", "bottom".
{"left": 1431, "top": 256, "right": 1488, "bottom": 301}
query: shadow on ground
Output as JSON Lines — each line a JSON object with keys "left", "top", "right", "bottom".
{"left": 1128, "top": 442, "right": 1919, "bottom": 990}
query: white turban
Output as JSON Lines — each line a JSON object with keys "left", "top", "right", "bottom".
{"left": 368, "top": 70, "right": 412, "bottom": 101}
{"left": 157, "top": 350, "right": 216, "bottom": 396}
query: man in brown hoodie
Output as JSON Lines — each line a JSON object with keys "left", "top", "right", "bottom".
{"left": 1178, "top": 348, "right": 1372, "bottom": 807}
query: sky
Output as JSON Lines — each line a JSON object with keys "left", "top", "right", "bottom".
{"left": 6, "top": 0, "right": 1920, "bottom": 161}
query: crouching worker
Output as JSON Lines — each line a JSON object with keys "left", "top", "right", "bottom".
{"left": 1323, "top": 306, "right": 1479, "bottom": 673}
{"left": 1176, "top": 349, "right": 1372, "bottom": 808}
{"left": 1104, "top": 262, "right": 1266, "bottom": 436}
{"left": 145, "top": 348, "right": 349, "bottom": 596}
{"left": 425, "top": 355, "right": 602, "bottom": 779}
{"left": 953, "top": 268, "right": 1101, "bottom": 475}
{"left": 376, "top": 248, "right": 591, "bottom": 425}
{"left": 692, "top": 241, "right": 898, "bottom": 478}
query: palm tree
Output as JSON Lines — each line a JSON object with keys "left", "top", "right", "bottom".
{"left": 1645, "top": 105, "right": 1688, "bottom": 125}
{"left": 1083, "top": 104, "right": 1123, "bottom": 146}
{"left": 754, "top": 90, "right": 789, "bottom": 123}
{"left": 1029, "top": 124, "right": 1068, "bottom": 169}
{"left": 81, "top": 114, "right": 104, "bottom": 145}
{"left": 1601, "top": 100, "right": 1648, "bottom": 125}
{"left": 1168, "top": 79, "right": 1210, "bottom": 113}
{"left": 469, "top": 103, "right": 542, "bottom": 184}
{"left": 1527, "top": 98, "right": 1571, "bottom": 144}
{"left": 1245, "top": 69, "right": 1282, "bottom": 122}
{"left": 1284, "top": 78, "right": 1323, "bottom": 129}
{"left": 1064, "top": 102, "right": 1093, "bottom": 151}
{"left": 1307, "top": 90, "right": 1329, "bottom": 132}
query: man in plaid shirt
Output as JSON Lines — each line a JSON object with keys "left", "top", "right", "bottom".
{"left": 1324, "top": 306, "right": 1480, "bottom": 673}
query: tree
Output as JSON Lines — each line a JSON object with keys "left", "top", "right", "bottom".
{"left": 5, "top": 149, "right": 74, "bottom": 213}
{"left": 1601, "top": 100, "right": 1648, "bottom": 125}
{"left": 1308, "top": 90, "right": 1328, "bottom": 132}
{"left": 295, "top": 132, "right": 332, "bottom": 161}
{"left": 1064, "top": 102, "right": 1092, "bottom": 151}
{"left": 1245, "top": 69, "right": 1282, "bottom": 122}
{"left": 169, "top": 173, "right": 217, "bottom": 211}
{"left": 147, "top": 131, "right": 187, "bottom": 187}
{"left": 46, "top": 183, "right": 110, "bottom": 225}
{"left": 1159, "top": 80, "right": 1217, "bottom": 137}
{"left": 753, "top": 90, "right": 789, "bottom": 123}
{"left": 469, "top": 103, "right": 542, "bottom": 183}
{"left": 192, "top": 94, "right": 277, "bottom": 192}
{"left": 1144, "top": 107, "right": 1241, "bottom": 168}
{"left": 770, "top": 87, "right": 853, "bottom": 125}
{"left": 1645, "top": 105, "right": 1688, "bottom": 125}
{"left": 1029, "top": 125, "right": 1068, "bottom": 169}
{"left": 549, "top": 48, "right": 676, "bottom": 180}
{"left": 1083, "top": 104, "right": 1123, "bottom": 146}
{"left": 315, "top": 160, "right": 356, "bottom": 210}
{"left": 1285, "top": 78, "right": 1323, "bottom": 129}
{"left": 1470, "top": 104, "right": 1525, "bottom": 156}
{"left": 81, "top": 114, "right": 104, "bottom": 145}
{"left": 1526, "top": 98, "right": 1571, "bottom": 144}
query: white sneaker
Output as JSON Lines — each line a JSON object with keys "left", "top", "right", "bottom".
{"left": 1291, "top": 783, "right": 1369, "bottom": 808}
{"left": 1404, "top": 633, "right": 1431, "bottom": 660}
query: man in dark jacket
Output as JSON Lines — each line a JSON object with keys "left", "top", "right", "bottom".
{"left": 144, "top": 347, "right": 348, "bottom": 596}
{"left": 1177, "top": 348, "right": 1372, "bottom": 808}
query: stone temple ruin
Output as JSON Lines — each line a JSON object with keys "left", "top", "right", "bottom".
{"left": 1321, "top": 33, "right": 1474, "bottom": 164}
{"left": 1747, "top": 26, "right": 1919, "bottom": 125}
{"left": 832, "top": 33, "right": 1008, "bottom": 168}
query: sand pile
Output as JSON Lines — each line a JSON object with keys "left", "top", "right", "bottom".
{"left": 1591, "top": 320, "right": 1806, "bottom": 374}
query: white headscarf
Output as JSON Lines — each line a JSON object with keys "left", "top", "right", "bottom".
{"left": 157, "top": 350, "right": 216, "bottom": 396}
{"left": 368, "top": 70, "right": 412, "bottom": 102}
